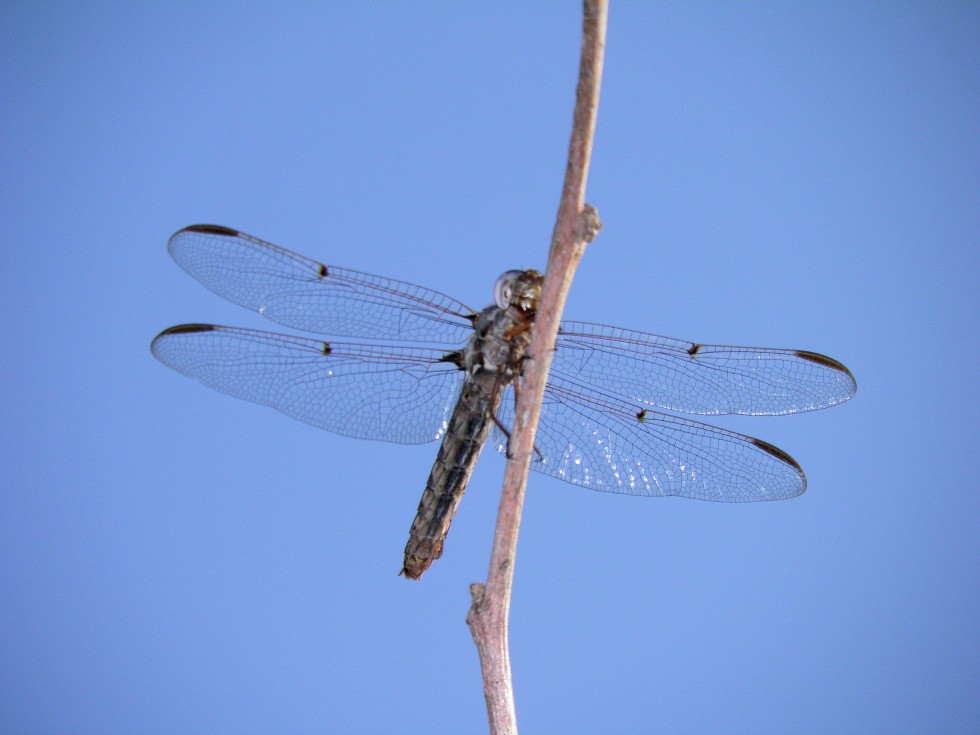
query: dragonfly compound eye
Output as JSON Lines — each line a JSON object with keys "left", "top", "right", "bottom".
{"left": 494, "top": 270, "right": 524, "bottom": 309}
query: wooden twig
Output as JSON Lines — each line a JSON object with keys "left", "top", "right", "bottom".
{"left": 466, "top": 2, "right": 608, "bottom": 733}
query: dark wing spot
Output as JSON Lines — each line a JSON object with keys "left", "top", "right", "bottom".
{"left": 318, "top": 264, "right": 328, "bottom": 278}
{"left": 636, "top": 409, "right": 649, "bottom": 422}
{"left": 321, "top": 342, "right": 332, "bottom": 356}
{"left": 688, "top": 343, "right": 702, "bottom": 356}
{"left": 751, "top": 438, "right": 803, "bottom": 474}
{"left": 157, "top": 323, "right": 217, "bottom": 336}
{"left": 795, "top": 350, "right": 851, "bottom": 375}
{"left": 181, "top": 224, "right": 239, "bottom": 237}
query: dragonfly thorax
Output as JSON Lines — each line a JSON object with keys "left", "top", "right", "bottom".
{"left": 453, "top": 269, "right": 542, "bottom": 378}
{"left": 460, "top": 301, "right": 534, "bottom": 380}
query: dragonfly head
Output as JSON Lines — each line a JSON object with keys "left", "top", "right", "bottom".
{"left": 494, "top": 269, "right": 543, "bottom": 314}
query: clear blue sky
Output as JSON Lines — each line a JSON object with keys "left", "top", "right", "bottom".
{"left": 2, "top": 3, "right": 977, "bottom": 733}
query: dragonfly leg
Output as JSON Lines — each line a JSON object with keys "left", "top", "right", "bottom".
{"left": 494, "top": 370, "right": 544, "bottom": 462}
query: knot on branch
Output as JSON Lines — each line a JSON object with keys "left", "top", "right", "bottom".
{"left": 578, "top": 204, "right": 602, "bottom": 244}
{"left": 469, "top": 582, "right": 486, "bottom": 609}
{"left": 467, "top": 583, "right": 488, "bottom": 630}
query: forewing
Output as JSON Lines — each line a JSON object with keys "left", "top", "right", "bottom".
{"left": 553, "top": 321, "right": 856, "bottom": 416}
{"left": 493, "top": 380, "right": 805, "bottom": 502}
{"left": 152, "top": 324, "right": 463, "bottom": 444}
{"left": 167, "top": 225, "right": 477, "bottom": 343}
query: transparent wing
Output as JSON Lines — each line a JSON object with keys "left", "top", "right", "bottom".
{"left": 493, "top": 379, "right": 806, "bottom": 502}
{"left": 167, "top": 225, "right": 477, "bottom": 343}
{"left": 553, "top": 321, "right": 856, "bottom": 416}
{"left": 151, "top": 324, "right": 464, "bottom": 444}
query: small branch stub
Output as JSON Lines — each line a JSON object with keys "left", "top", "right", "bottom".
{"left": 578, "top": 204, "right": 603, "bottom": 244}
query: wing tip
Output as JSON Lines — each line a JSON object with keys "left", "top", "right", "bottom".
{"left": 174, "top": 224, "right": 240, "bottom": 238}
{"left": 795, "top": 350, "right": 858, "bottom": 401}
{"left": 751, "top": 437, "right": 804, "bottom": 475}
{"left": 155, "top": 323, "right": 217, "bottom": 338}
{"left": 152, "top": 322, "right": 216, "bottom": 351}
{"left": 151, "top": 324, "right": 218, "bottom": 362}
{"left": 797, "top": 348, "right": 856, "bottom": 379}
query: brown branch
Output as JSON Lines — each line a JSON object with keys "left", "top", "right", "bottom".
{"left": 466, "top": 2, "right": 607, "bottom": 733}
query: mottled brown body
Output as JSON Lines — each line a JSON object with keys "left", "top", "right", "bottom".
{"left": 400, "top": 376, "right": 498, "bottom": 579}
{"left": 401, "top": 270, "right": 542, "bottom": 579}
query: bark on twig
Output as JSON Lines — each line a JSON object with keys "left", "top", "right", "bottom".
{"left": 466, "top": 2, "right": 608, "bottom": 733}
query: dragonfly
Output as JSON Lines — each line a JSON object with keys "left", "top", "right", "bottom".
{"left": 152, "top": 225, "right": 857, "bottom": 579}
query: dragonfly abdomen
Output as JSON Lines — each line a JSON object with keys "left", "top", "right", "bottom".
{"left": 401, "top": 374, "right": 500, "bottom": 579}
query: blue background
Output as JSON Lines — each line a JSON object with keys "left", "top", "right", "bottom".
{"left": 2, "top": 3, "right": 977, "bottom": 733}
